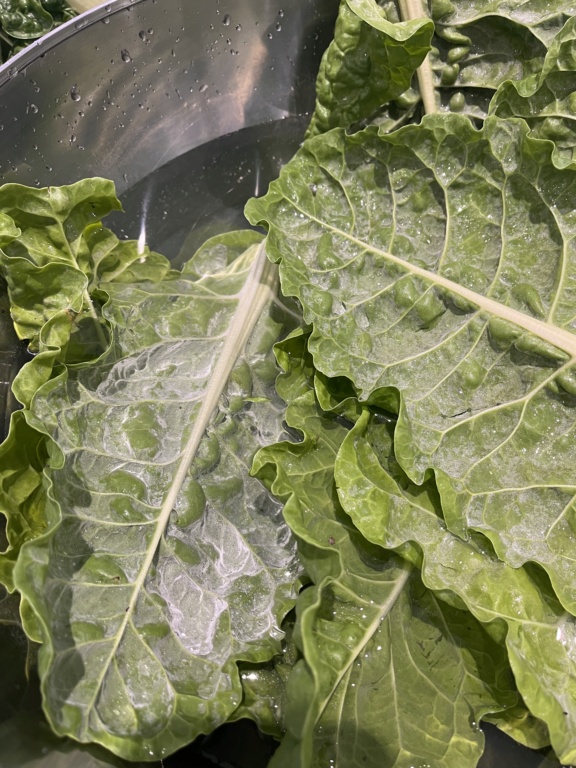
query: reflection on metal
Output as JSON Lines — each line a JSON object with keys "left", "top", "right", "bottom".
{"left": 0, "top": 0, "right": 338, "bottom": 191}
{"left": 0, "top": 0, "right": 339, "bottom": 438}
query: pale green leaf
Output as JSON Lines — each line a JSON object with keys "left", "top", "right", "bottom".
{"left": 12, "top": 236, "right": 302, "bottom": 760}
{"left": 253, "top": 334, "right": 519, "bottom": 768}
{"left": 0, "top": 412, "right": 48, "bottom": 589}
{"left": 246, "top": 115, "right": 576, "bottom": 621}
{"left": 430, "top": 0, "right": 576, "bottom": 47}
{"left": 306, "top": 0, "right": 433, "bottom": 137}
{"left": 231, "top": 616, "right": 298, "bottom": 739}
{"left": 335, "top": 408, "right": 576, "bottom": 763}
{"left": 490, "top": 16, "right": 576, "bottom": 167}
{"left": 0, "top": 179, "right": 170, "bottom": 358}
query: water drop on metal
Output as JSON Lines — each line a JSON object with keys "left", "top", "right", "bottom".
{"left": 199, "top": 83, "right": 208, "bottom": 93}
{"left": 121, "top": 49, "right": 132, "bottom": 63}
{"left": 70, "top": 86, "right": 81, "bottom": 102}
{"left": 276, "top": 22, "right": 282, "bottom": 31}
{"left": 102, "top": 16, "right": 110, "bottom": 24}
{"left": 222, "top": 13, "right": 231, "bottom": 25}
{"left": 29, "top": 104, "right": 38, "bottom": 114}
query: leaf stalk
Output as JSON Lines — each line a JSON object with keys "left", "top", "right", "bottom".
{"left": 398, "top": 0, "right": 437, "bottom": 114}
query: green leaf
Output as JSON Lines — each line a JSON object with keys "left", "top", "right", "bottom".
{"left": 335, "top": 408, "right": 576, "bottom": 763}
{"left": 490, "top": 16, "right": 576, "bottom": 167}
{"left": 430, "top": 0, "right": 576, "bottom": 48}
{"left": 0, "top": 0, "right": 53, "bottom": 40}
{"left": 306, "top": 0, "right": 433, "bottom": 137}
{"left": 246, "top": 115, "right": 576, "bottom": 620}
{"left": 231, "top": 615, "right": 299, "bottom": 739}
{"left": 11, "top": 235, "right": 302, "bottom": 760}
{"left": 254, "top": 335, "right": 519, "bottom": 768}
{"left": 0, "top": 180, "right": 170, "bottom": 353}
{"left": 0, "top": 183, "right": 176, "bottom": 587}
{"left": 0, "top": 411, "right": 49, "bottom": 590}
{"left": 428, "top": 10, "right": 546, "bottom": 119}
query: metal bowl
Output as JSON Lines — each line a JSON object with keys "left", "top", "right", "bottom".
{"left": 0, "top": 0, "right": 338, "bottom": 434}
{"left": 0, "top": 1, "right": 562, "bottom": 767}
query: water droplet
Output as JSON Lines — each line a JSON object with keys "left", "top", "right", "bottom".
{"left": 235, "top": 23, "right": 242, "bottom": 31}
{"left": 267, "top": 32, "right": 273, "bottom": 39}
{"left": 29, "top": 104, "right": 38, "bottom": 114}
{"left": 223, "top": 13, "right": 231, "bottom": 25}
{"left": 121, "top": 49, "right": 132, "bottom": 62}
{"left": 309, "top": 183, "right": 317, "bottom": 196}
{"left": 102, "top": 16, "right": 110, "bottom": 24}
{"left": 199, "top": 83, "right": 208, "bottom": 93}
{"left": 70, "top": 134, "right": 76, "bottom": 143}
{"left": 139, "top": 30, "right": 149, "bottom": 41}
{"left": 275, "top": 22, "right": 282, "bottom": 31}
{"left": 70, "top": 85, "right": 81, "bottom": 101}
{"left": 278, "top": 9, "right": 284, "bottom": 17}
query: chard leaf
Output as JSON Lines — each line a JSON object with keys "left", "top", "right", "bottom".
{"left": 430, "top": 0, "right": 576, "bottom": 48}
{"left": 428, "top": 11, "right": 546, "bottom": 119}
{"left": 0, "top": 712, "right": 151, "bottom": 768}
{"left": 246, "top": 115, "right": 576, "bottom": 617}
{"left": 307, "top": 0, "right": 558, "bottom": 133}
{"left": 11, "top": 234, "right": 302, "bottom": 760}
{"left": 0, "top": 0, "right": 53, "bottom": 40}
{"left": 0, "top": 182, "right": 173, "bottom": 587}
{"left": 0, "top": 179, "right": 170, "bottom": 355}
{"left": 490, "top": 16, "right": 576, "bottom": 168}
{"left": 253, "top": 334, "right": 519, "bottom": 768}
{"left": 306, "top": 0, "right": 433, "bottom": 137}
{"left": 335, "top": 408, "right": 576, "bottom": 763}
{"left": 0, "top": 412, "right": 48, "bottom": 589}
{"left": 231, "top": 616, "right": 298, "bottom": 739}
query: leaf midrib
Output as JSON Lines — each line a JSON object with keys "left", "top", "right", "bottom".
{"left": 288, "top": 206, "right": 576, "bottom": 359}
{"left": 84, "top": 241, "right": 278, "bottom": 720}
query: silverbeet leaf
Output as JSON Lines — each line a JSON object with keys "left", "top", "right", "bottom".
{"left": 0, "top": 181, "right": 173, "bottom": 590}
{"left": 425, "top": 0, "right": 571, "bottom": 118}
{"left": 490, "top": 16, "right": 576, "bottom": 168}
{"left": 11, "top": 233, "right": 302, "bottom": 761}
{"left": 253, "top": 332, "right": 520, "bottom": 768}
{"left": 245, "top": 115, "right": 576, "bottom": 619}
{"left": 306, "top": 0, "right": 433, "bottom": 137}
{"left": 335, "top": 408, "right": 576, "bottom": 763}
{"left": 231, "top": 614, "right": 298, "bottom": 739}
{"left": 0, "top": 179, "right": 171, "bottom": 358}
